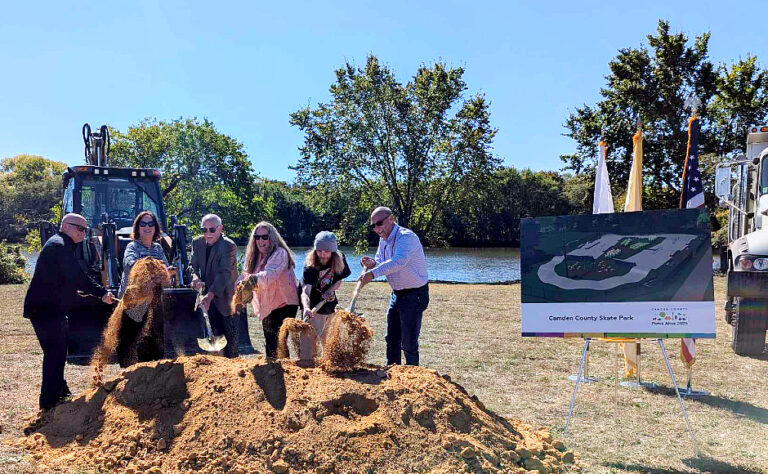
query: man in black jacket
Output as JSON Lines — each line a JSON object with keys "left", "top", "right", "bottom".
{"left": 23, "top": 213, "right": 114, "bottom": 410}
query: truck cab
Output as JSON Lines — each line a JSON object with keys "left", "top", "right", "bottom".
{"left": 715, "top": 126, "right": 768, "bottom": 355}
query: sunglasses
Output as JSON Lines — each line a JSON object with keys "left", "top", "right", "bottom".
{"left": 253, "top": 234, "right": 270, "bottom": 241}
{"left": 67, "top": 222, "right": 88, "bottom": 233}
{"left": 139, "top": 221, "right": 155, "bottom": 228}
{"left": 201, "top": 227, "right": 219, "bottom": 233}
{"left": 369, "top": 216, "right": 390, "bottom": 229}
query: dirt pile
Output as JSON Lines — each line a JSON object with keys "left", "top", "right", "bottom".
{"left": 19, "top": 355, "right": 579, "bottom": 473}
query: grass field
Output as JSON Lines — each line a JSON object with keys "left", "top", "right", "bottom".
{"left": 1, "top": 277, "right": 766, "bottom": 473}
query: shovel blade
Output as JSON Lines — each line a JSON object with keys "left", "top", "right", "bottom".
{"left": 197, "top": 335, "right": 227, "bottom": 352}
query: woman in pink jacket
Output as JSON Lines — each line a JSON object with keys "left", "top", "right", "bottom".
{"left": 238, "top": 222, "right": 299, "bottom": 358}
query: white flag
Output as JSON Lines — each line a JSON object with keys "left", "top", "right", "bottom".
{"left": 593, "top": 141, "right": 614, "bottom": 214}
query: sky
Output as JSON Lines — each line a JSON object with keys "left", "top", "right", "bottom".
{"left": 1, "top": 1, "right": 766, "bottom": 182}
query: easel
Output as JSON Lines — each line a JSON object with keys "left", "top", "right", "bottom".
{"left": 567, "top": 338, "right": 657, "bottom": 388}
{"left": 563, "top": 338, "right": 698, "bottom": 454}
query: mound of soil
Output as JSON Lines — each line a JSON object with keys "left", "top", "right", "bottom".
{"left": 19, "top": 356, "right": 579, "bottom": 473}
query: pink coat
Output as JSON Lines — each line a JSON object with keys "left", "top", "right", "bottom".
{"left": 237, "top": 247, "right": 299, "bottom": 320}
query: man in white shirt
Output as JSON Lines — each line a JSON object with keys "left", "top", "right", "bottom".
{"left": 360, "top": 206, "right": 429, "bottom": 365}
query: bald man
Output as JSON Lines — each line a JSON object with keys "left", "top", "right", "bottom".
{"left": 24, "top": 213, "right": 113, "bottom": 410}
{"left": 359, "top": 206, "right": 429, "bottom": 365}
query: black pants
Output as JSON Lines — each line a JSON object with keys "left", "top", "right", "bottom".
{"left": 386, "top": 284, "right": 429, "bottom": 366}
{"left": 30, "top": 315, "right": 70, "bottom": 409}
{"left": 261, "top": 305, "right": 298, "bottom": 358}
{"left": 208, "top": 303, "right": 239, "bottom": 358}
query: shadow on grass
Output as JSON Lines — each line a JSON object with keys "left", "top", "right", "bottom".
{"left": 605, "top": 455, "right": 763, "bottom": 474}
{"left": 646, "top": 384, "right": 768, "bottom": 425}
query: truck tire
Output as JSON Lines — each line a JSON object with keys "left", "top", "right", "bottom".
{"left": 732, "top": 297, "right": 767, "bottom": 356}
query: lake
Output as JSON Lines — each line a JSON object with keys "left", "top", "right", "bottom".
{"left": 24, "top": 246, "right": 521, "bottom": 284}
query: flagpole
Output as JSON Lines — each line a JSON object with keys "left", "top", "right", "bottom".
{"left": 680, "top": 94, "right": 709, "bottom": 398}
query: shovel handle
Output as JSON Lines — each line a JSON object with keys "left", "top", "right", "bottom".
{"left": 348, "top": 267, "right": 367, "bottom": 313}
{"left": 302, "top": 300, "right": 326, "bottom": 322}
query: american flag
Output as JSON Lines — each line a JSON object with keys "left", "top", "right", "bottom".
{"left": 680, "top": 115, "right": 703, "bottom": 367}
{"left": 680, "top": 117, "right": 705, "bottom": 209}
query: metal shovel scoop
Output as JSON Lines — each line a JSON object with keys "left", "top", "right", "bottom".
{"left": 194, "top": 287, "right": 227, "bottom": 352}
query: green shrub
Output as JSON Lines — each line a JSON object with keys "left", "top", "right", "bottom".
{"left": 0, "top": 241, "right": 28, "bottom": 284}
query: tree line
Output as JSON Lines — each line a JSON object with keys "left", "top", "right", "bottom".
{"left": 3, "top": 20, "right": 768, "bottom": 250}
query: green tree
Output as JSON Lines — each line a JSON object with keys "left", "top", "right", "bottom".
{"left": 110, "top": 118, "right": 273, "bottom": 239}
{"left": 0, "top": 155, "right": 67, "bottom": 243}
{"left": 446, "top": 168, "right": 575, "bottom": 245}
{"left": 290, "top": 55, "right": 500, "bottom": 246}
{"left": 562, "top": 20, "right": 718, "bottom": 207}
{"left": 709, "top": 56, "right": 768, "bottom": 155}
{"left": 562, "top": 20, "right": 768, "bottom": 210}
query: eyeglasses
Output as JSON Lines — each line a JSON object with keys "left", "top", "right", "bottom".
{"left": 254, "top": 234, "right": 270, "bottom": 241}
{"left": 66, "top": 222, "right": 88, "bottom": 233}
{"left": 139, "top": 221, "right": 155, "bottom": 228}
{"left": 369, "top": 216, "right": 390, "bottom": 229}
{"left": 201, "top": 227, "right": 218, "bottom": 233}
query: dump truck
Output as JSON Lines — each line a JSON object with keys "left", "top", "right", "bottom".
{"left": 38, "top": 123, "right": 255, "bottom": 362}
{"left": 715, "top": 125, "right": 768, "bottom": 355}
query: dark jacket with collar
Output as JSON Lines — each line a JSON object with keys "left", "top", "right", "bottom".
{"left": 189, "top": 235, "right": 237, "bottom": 316}
{"left": 23, "top": 232, "right": 107, "bottom": 320}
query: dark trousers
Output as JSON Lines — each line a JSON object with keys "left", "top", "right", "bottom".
{"left": 386, "top": 284, "right": 429, "bottom": 366}
{"left": 30, "top": 315, "right": 70, "bottom": 409}
{"left": 207, "top": 303, "right": 239, "bottom": 358}
{"left": 261, "top": 305, "right": 298, "bottom": 358}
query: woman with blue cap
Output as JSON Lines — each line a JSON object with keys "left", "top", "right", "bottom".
{"left": 299, "top": 231, "right": 351, "bottom": 357}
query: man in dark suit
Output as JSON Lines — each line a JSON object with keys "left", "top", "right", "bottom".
{"left": 190, "top": 213, "right": 239, "bottom": 358}
{"left": 23, "top": 213, "right": 114, "bottom": 410}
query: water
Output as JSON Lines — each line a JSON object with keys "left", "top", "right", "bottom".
{"left": 24, "top": 246, "right": 521, "bottom": 284}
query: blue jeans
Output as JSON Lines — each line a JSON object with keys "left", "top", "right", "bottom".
{"left": 386, "top": 284, "right": 429, "bottom": 366}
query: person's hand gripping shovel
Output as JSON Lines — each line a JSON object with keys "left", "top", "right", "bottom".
{"left": 194, "top": 284, "right": 227, "bottom": 352}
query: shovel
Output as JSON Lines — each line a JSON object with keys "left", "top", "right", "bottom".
{"left": 348, "top": 268, "right": 368, "bottom": 314}
{"left": 194, "top": 286, "right": 227, "bottom": 352}
{"left": 277, "top": 299, "right": 327, "bottom": 360}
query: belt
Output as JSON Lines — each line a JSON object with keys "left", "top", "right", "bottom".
{"left": 393, "top": 283, "right": 428, "bottom": 296}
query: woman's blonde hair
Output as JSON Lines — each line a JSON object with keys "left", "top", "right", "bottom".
{"left": 243, "top": 222, "right": 295, "bottom": 273}
{"left": 305, "top": 249, "right": 345, "bottom": 274}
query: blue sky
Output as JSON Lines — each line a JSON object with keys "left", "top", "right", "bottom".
{"left": 1, "top": 1, "right": 765, "bottom": 182}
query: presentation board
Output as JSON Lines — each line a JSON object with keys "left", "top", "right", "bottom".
{"left": 521, "top": 209, "right": 715, "bottom": 338}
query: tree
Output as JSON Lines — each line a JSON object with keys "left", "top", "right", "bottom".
{"left": 110, "top": 118, "right": 273, "bottom": 239}
{"left": 446, "top": 168, "right": 575, "bottom": 246}
{"left": 709, "top": 56, "right": 768, "bottom": 155}
{"left": 0, "top": 155, "right": 67, "bottom": 243}
{"left": 290, "top": 55, "right": 500, "bottom": 245}
{"left": 562, "top": 20, "right": 718, "bottom": 208}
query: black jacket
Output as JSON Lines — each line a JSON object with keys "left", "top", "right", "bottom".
{"left": 23, "top": 232, "right": 107, "bottom": 320}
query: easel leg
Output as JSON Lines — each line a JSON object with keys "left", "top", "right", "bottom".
{"left": 565, "top": 339, "right": 590, "bottom": 435}
{"left": 657, "top": 339, "right": 699, "bottom": 454}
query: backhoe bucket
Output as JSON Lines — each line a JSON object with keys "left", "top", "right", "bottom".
{"left": 66, "top": 298, "right": 114, "bottom": 364}
{"left": 162, "top": 288, "right": 255, "bottom": 357}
